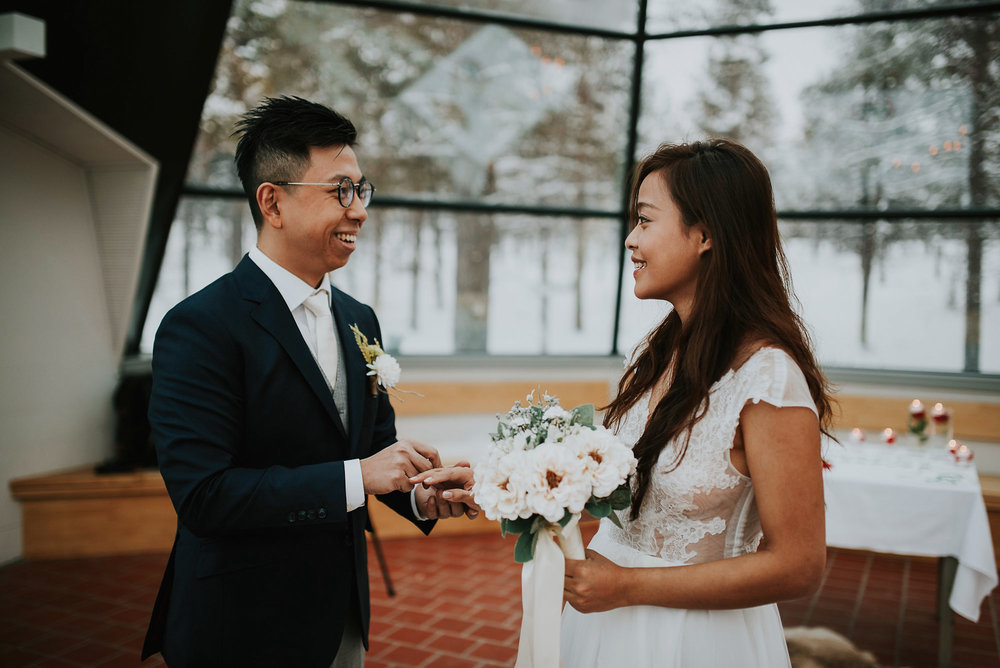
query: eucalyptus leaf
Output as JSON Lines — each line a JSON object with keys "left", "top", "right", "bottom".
{"left": 606, "top": 510, "right": 624, "bottom": 529}
{"left": 585, "top": 500, "right": 612, "bottom": 518}
{"left": 570, "top": 403, "right": 595, "bottom": 427}
{"left": 514, "top": 531, "right": 536, "bottom": 563}
{"left": 502, "top": 516, "right": 535, "bottom": 535}
{"left": 606, "top": 484, "right": 632, "bottom": 509}
{"left": 558, "top": 510, "right": 574, "bottom": 527}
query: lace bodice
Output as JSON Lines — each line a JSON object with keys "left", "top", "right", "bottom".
{"left": 604, "top": 347, "right": 818, "bottom": 565}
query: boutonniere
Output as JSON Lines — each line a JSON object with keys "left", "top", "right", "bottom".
{"left": 349, "top": 323, "right": 406, "bottom": 398}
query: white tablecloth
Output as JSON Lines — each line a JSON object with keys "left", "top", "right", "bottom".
{"left": 823, "top": 441, "right": 998, "bottom": 622}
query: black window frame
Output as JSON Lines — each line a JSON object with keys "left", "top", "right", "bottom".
{"left": 137, "top": 0, "right": 1000, "bottom": 388}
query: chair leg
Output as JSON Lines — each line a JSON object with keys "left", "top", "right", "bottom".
{"left": 368, "top": 521, "right": 395, "bottom": 597}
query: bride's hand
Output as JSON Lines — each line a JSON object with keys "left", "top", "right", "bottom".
{"left": 409, "top": 462, "right": 480, "bottom": 518}
{"left": 563, "top": 549, "right": 626, "bottom": 613}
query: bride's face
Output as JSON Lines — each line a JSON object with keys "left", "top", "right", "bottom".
{"left": 624, "top": 172, "right": 711, "bottom": 316}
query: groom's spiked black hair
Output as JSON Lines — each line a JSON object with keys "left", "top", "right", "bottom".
{"left": 233, "top": 96, "right": 357, "bottom": 229}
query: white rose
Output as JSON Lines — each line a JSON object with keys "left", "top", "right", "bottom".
{"left": 520, "top": 443, "right": 591, "bottom": 523}
{"left": 473, "top": 451, "right": 529, "bottom": 520}
{"left": 565, "top": 428, "right": 637, "bottom": 498}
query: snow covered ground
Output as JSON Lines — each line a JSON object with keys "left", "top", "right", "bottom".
{"left": 143, "top": 209, "right": 997, "bottom": 375}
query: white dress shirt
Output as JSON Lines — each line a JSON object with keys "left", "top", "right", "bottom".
{"left": 248, "top": 247, "right": 366, "bottom": 512}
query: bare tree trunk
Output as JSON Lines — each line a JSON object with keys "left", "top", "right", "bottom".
{"left": 229, "top": 206, "right": 244, "bottom": 267}
{"left": 432, "top": 220, "right": 443, "bottom": 308}
{"left": 962, "top": 19, "right": 988, "bottom": 372}
{"left": 410, "top": 212, "right": 423, "bottom": 330}
{"left": 964, "top": 224, "right": 982, "bottom": 372}
{"left": 373, "top": 215, "right": 383, "bottom": 311}
{"left": 540, "top": 226, "right": 550, "bottom": 353}
{"left": 859, "top": 221, "right": 875, "bottom": 347}
{"left": 575, "top": 222, "right": 585, "bottom": 331}
{"left": 857, "top": 159, "right": 880, "bottom": 347}
{"left": 455, "top": 217, "right": 492, "bottom": 352}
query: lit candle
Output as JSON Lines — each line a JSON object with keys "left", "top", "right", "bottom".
{"left": 909, "top": 400, "right": 926, "bottom": 419}
{"left": 948, "top": 439, "right": 960, "bottom": 454}
{"left": 953, "top": 444, "right": 974, "bottom": 465}
{"left": 850, "top": 427, "right": 866, "bottom": 443}
{"left": 932, "top": 403, "right": 948, "bottom": 422}
{"left": 881, "top": 427, "right": 896, "bottom": 444}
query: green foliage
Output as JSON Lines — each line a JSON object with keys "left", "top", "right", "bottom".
{"left": 606, "top": 484, "right": 632, "bottom": 510}
{"left": 570, "top": 403, "right": 595, "bottom": 428}
{"left": 514, "top": 531, "right": 536, "bottom": 563}
{"left": 500, "top": 516, "right": 535, "bottom": 536}
{"left": 585, "top": 499, "right": 611, "bottom": 518}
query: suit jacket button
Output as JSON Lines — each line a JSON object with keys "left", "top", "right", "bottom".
{"left": 298, "top": 510, "right": 307, "bottom": 521}
{"left": 318, "top": 507, "right": 327, "bottom": 519}
{"left": 307, "top": 510, "right": 316, "bottom": 520}
{"left": 288, "top": 512, "right": 296, "bottom": 523}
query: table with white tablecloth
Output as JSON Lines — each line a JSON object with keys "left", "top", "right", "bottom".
{"left": 823, "top": 440, "right": 998, "bottom": 667}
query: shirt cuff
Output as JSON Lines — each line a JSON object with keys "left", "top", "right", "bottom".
{"left": 410, "top": 487, "right": 429, "bottom": 521}
{"left": 344, "top": 459, "right": 365, "bottom": 512}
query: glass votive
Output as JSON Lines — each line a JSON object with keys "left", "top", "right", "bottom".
{"left": 850, "top": 427, "right": 866, "bottom": 443}
{"left": 881, "top": 427, "right": 896, "bottom": 444}
{"left": 952, "top": 444, "right": 974, "bottom": 465}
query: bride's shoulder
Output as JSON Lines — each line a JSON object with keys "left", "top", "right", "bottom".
{"left": 730, "top": 339, "right": 785, "bottom": 371}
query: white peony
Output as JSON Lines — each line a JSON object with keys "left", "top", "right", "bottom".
{"left": 367, "top": 353, "right": 401, "bottom": 389}
{"left": 473, "top": 451, "right": 530, "bottom": 521}
{"left": 520, "top": 443, "right": 591, "bottom": 523}
{"left": 564, "top": 427, "right": 637, "bottom": 498}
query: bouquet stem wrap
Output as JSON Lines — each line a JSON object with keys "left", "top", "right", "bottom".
{"left": 514, "top": 514, "right": 585, "bottom": 668}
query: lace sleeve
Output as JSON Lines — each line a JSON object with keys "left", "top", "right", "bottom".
{"left": 745, "top": 349, "right": 818, "bottom": 416}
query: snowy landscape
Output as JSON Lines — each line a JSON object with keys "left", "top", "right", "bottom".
{"left": 142, "top": 0, "right": 998, "bottom": 377}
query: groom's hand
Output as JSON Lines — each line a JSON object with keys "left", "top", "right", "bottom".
{"left": 360, "top": 439, "right": 441, "bottom": 495}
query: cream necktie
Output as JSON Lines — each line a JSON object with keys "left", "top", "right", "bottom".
{"left": 303, "top": 289, "right": 338, "bottom": 390}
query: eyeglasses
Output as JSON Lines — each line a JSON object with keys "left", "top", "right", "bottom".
{"left": 272, "top": 176, "right": 375, "bottom": 208}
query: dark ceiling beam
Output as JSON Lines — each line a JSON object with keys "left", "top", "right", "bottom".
{"left": 0, "top": 0, "right": 233, "bottom": 356}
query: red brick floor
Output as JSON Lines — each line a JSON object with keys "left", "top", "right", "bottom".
{"left": 1, "top": 524, "right": 998, "bottom": 667}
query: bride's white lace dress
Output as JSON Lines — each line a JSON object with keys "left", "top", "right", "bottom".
{"left": 561, "top": 347, "right": 817, "bottom": 667}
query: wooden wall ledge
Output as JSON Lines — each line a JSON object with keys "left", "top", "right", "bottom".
{"left": 10, "top": 465, "right": 167, "bottom": 501}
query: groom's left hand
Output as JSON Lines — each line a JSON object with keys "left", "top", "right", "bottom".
{"left": 563, "top": 549, "right": 626, "bottom": 613}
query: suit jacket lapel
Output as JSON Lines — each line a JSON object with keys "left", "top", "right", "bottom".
{"left": 330, "top": 288, "right": 367, "bottom": 458}
{"left": 234, "top": 257, "right": 349, "bottom": 442}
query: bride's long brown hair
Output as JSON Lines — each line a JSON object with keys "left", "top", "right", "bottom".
{"left": 604, "top": 139, "right": 835, "bottom": 520}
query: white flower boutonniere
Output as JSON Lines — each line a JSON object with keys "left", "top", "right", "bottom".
{"left": 350, "top": 323, "right": 416, "bottom": 399}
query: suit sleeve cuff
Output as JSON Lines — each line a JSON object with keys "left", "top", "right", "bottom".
{"left": 345, "top": 459, "right": 365, "bottom": 512}
{"left": 410, "top": 488, "right": 429, "bottom": 521}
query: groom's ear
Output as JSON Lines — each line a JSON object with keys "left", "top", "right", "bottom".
{"left": 257, "top": 183, "right": 283, "bottom": 230}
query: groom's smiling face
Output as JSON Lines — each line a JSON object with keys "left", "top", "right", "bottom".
{"left": 274, "top": 144, "right": 368, "bottom": 285}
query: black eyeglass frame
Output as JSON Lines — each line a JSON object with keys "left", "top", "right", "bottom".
{"left": 271, "top": 176, "right": 375, "bottom": 208}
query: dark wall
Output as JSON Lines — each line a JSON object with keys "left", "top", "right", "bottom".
{"left": 0, "top": 1, "right": 233, "bottom": 354}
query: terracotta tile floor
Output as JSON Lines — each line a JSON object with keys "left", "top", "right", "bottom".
{"left": 1, "top": 523, "right": 998, "bottom": 667}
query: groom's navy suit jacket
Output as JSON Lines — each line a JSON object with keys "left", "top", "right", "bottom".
{"left": 142, "top": 256, "right": 432, "bottom": 667}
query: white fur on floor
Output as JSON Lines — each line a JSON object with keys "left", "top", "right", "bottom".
{"left": 785, "top": 626, "right": 901, "bottom": 668}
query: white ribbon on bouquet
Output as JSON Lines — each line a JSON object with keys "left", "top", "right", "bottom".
{"left": 514, "top": 513, "right": 586, "bottom": 668}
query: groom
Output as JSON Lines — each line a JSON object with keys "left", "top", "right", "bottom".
{"left": 142, "top": 96, "right": 472, "bottom": 667}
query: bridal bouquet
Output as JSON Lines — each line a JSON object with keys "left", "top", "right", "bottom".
{"left": 473, "top": 391, "right": 636, "bottom": 667}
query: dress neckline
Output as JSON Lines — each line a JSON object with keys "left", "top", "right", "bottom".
{"left": 642, "top": 347, "right": 781, "bottom": 417}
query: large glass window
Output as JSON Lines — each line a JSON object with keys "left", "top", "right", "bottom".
{"left": 144, "top": 0, "right": 999, "bottom": 377}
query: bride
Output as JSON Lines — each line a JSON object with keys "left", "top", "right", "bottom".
{"left": 558, "top": 139, "right": 832, "bottom": 666}
{"left": 413, "top": 138, "right": 833, "bottom": 667}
